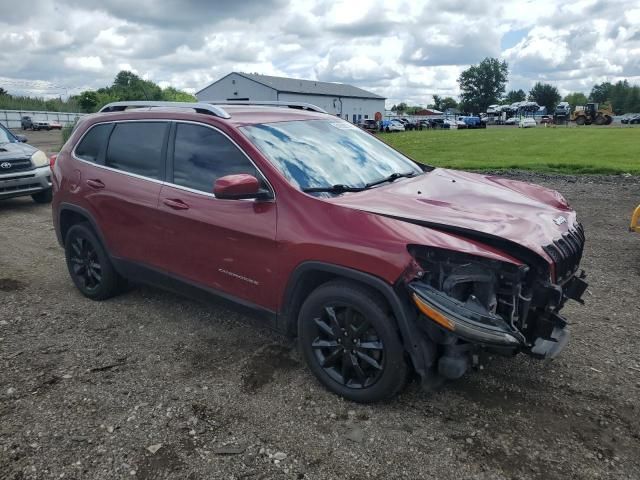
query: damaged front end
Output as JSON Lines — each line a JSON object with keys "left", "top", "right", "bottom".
{"left": 404, "top": 224, "right": 588, "bottom": 382}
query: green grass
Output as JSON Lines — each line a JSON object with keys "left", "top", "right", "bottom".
{"left": 379, "top": 127, "right": 640, "bottom": 174}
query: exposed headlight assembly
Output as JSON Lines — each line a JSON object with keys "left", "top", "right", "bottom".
{"left": 31, "top": 150, "right": 48, "bottom": 168}
{"left": 407, "top": 246, "right": 530, "bottom": 347}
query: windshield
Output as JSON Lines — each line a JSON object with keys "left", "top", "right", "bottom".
{"left": 241, "top": 119, "right": 422, "bottom": 191}
{"left": 0, "top": 125, "right": 16, "bottom": 144}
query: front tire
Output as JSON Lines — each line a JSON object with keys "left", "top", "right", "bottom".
{"left": 64, "top": 223, "right": 121, "bottom": 300}
{"left": 31, "top": 188, "right": 52, "bottom": 204}
{"left": 298, "top": 280, "right": 409, "bottom": 403}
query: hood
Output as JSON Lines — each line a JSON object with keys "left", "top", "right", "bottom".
{"left": 327, "top": 168, "right": 577, "bottom": 260}
{"left": 0, "top": 141, "right": 36, "bottom": 161}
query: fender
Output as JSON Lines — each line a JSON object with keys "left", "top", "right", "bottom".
{"left": 280, "top": 261, "right": 432, "bottom": 378}
{"left": 57, "top": 202, "right": 110, "bottom": 250}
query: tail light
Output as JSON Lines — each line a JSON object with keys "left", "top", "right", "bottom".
{"left": 49, "top": 154, "right": 57, "bottom": 169}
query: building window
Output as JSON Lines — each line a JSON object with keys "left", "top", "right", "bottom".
{"left": 364, "top": 115, "right": 368, "bottom": 119}
{"left": 232, "top": 79, "right": 236, "bottom": 84}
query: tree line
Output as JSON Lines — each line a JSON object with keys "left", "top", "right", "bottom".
{"left": 0, "top": 71, "right": 195, "bottom": 113}
{"left": 391, "top": 58, "right": 640, "bottom": 115}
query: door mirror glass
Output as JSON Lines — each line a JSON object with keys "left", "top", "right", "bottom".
{"left": 15, "top": 135, "right": 28, "bottom": 143}
{"left": 214, "top": 174, "right": 268, "bottom": 200}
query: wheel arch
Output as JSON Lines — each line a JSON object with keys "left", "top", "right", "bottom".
{"left": 58, "top": 203, "right": 109, "bottom": 251}
{"left": 280, "top": 261, "right": 429, "bottom": 377}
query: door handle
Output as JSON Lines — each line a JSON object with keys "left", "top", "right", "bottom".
{"left": 86, "top": 179, "right": 105, "bottom": 189}
{"left": 163, "top": 198, "right": 190, "bottom": 210}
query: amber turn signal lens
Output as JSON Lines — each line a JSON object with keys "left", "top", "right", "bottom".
{"left": 412, "top": 293, "right": 456, "bottom": 331}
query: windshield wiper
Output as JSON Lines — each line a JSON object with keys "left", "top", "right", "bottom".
{"left": 364, "top": 171, "right": 418, "bottom": 189}
{"left": 302, "top": 184, "right": 366, "bottom": 194}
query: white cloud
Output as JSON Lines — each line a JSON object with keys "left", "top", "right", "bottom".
{"left": 63, "top": 56, "right": 105, "bottom": 72}
{"left": 0, "top": 0, "right": 637, "bottom": 105}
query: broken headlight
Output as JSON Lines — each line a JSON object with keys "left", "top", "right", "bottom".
{"left": 407, "top": 246, "right": 530, "bottom": 346}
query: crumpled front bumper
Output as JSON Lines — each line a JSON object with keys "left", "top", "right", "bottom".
{"left": 409, "top": 272, "right": 588, "bottom": 360}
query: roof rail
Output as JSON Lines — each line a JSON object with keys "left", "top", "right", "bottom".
{"left": 99, "top": 101, "right": 231, "bottom": 119}
{"left": 208, "top": 100, "right": 328, "bottom": 114}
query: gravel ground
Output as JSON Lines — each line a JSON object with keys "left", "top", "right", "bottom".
{"left": 1, "top": 133, "right": 639, "bottom": 479}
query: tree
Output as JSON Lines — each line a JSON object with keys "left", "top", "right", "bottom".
{"left": 112, "top": 71, "right": 162, "bottom": 101}
{"left": 504, "top": 89, "right": 526, "bottom": 104}
{"left": 430, "top": 95, "right": 458, "bottom": 111}
{"left": 161, "top": 87, "right": 196, "bottom": 102}
{"left": 77, "top": 91, "right": 99, "bottom": 112}
{"left": 563, "top": 92, "right": 588, "bottom": 109}
{"left": 528, "top": 82, "right": 560, "bottom": 112}
{"left": 624, "top": 86, "right": 640, "bottom": 114}
{"left": 590, "top": 82, "right": 612, "bottom": 104}
{"left": 458, "top": 57, "right": 509, "bottom": 114}
{"left": 0, "top": 87, "right": 7, "bottom": 96}
{"left": 391, "top": 102, "right": 408, "bottom": 113}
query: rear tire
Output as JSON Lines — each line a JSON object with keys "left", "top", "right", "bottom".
{"left": 31, "top": 188, "right": 52, "bottom": 204}
{"left": 605, "top": 115, "right": 613, "bottom": 125}
{"left": 575, "top": 116, "right": 586, "bottom": 126}
{"left": 594, "top": 115, "right": 606, "bottom": 126}
{"left": 298, "top": 280, "right": 409, "bottom": 403}
{"left": 64, "top": 223, "right": 121, "bottom": 301}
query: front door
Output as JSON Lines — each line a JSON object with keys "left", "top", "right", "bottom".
{"left": 157, "top": 122, "right": 278, "bottom": 311}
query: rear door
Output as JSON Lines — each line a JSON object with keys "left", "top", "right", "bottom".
{"left": 157, "top": 122, "right": 278, "bottom": 310}
{"left": 75, "top": 121, "right": 169, "bottom": 268}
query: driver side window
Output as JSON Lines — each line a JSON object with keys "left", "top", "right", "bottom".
{"left": 172, "top": 123, "right": 262, "bottom": 194}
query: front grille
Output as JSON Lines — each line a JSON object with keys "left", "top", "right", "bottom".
{"left": 543, "top": 223, "right": 585, "bottom": 282}
{"left": 0, "top": 183, "right": 41, "bottom": 193}
{"left": 0, "top": 159, "right": 33, "bottom": 173}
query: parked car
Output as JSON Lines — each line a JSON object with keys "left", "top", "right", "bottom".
{"left": 21, "top": 116, "right": 34, "bottom": 130}
{"left": 622, "top": 114, "right": 640, "bottom": 124}
{"left": 52, "top": 100, "right": 588, "bottom": 402}
{"left": 427, "top": 118, "right": 449, "bottom": 129}
{"left": 360, "top": 119, "right": 378, "bottom": 133}
{"left": 458, "top": 116, "right": 486, "bottom": 129}
{"left": 539, "top": 115, "right": 553, "bottom": 125}
{"left": 21, "top": 116, "right": 54, "bottom": 131}
{"left": 504, "top": 117, "right": 517, "bottom": 125}
{"left": 0, "top": 123, "right": 53, "bottom": 203}
{"left": 48, "top": 121, "right": 63, "bottom": 130}
{"left": 382, "top": 119, "right": 405, "bottom": 132}
{"left": 519, "top": 117, "right": 537, "bottom": 128}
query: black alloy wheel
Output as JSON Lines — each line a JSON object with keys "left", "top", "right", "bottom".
{"left": 69, "top": 235, "right": 102, "bottom": 293}
{"left": 311, "top": 305, "right": 385, "bottom": 389}
{"left": 299, "top": 281, "right": 409, "bottom": 402}
{"left": 64, "top": 223, "right": 122, "bottom": 300}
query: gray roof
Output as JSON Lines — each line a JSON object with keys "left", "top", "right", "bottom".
{"left": 215, "top": 72, "right": 385, "bottom": 100}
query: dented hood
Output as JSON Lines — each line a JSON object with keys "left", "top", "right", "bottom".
{"left": 327, "top": 168, "right": 577, "bottom": 259}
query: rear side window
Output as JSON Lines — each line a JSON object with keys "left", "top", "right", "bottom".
{"left": 75, "top": 124, "right": 112, "bottom": 163}
{"left": 172, "top": 123, "right": 258, "bottom": 193}
{"left": 106, "top": 122, "right": 167, "bottom": 179}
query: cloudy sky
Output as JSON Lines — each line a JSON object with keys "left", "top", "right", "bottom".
{"left": 1, "top": 0, "right": 638, "bottom": 107}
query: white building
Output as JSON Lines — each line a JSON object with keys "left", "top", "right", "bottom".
{"left": 196, "top": 72, "right": 385, "bottom": 124}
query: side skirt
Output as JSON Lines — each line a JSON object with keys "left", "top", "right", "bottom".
{"left": 111, "top": 257, "right": 278, "bottom": 331}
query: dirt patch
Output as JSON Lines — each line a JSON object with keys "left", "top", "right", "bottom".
{"left": 0, "top": 172, "right": 639, "bottom": 479}
{"left": 241, "top": 344, "right": 300, "bottom": 392}
{"left": 0, "top": 278, "right": 26, "bottom": 292}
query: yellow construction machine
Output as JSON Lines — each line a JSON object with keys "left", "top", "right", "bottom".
{"left": 571, "top": 102, "right": 614, "bottom": 125}
{"left": 631, "top": 205, "right": 640, "bottom": 233}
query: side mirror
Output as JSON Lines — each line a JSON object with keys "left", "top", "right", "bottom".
{"left": 15, "top": 135, "right": 28, "bottom": 143}
{"left": 213, "top": 174, "right": 271, "bottom": 200}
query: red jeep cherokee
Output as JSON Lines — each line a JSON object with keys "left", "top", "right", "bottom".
{"left": 52, "top": 101, "right": 587, "bottom": 402}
